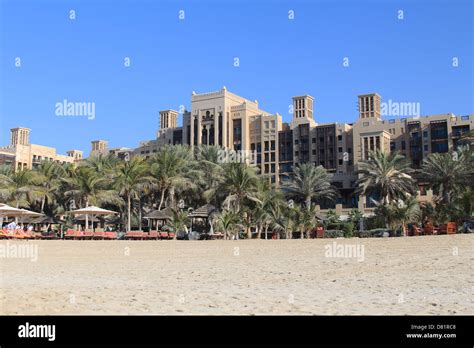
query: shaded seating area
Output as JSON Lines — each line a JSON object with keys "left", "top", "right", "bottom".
{"left": 189, "top": 204, "right": 217, "bottom": 239}
{"left": 144, "top": 207, "right": 173, "bottom": 229}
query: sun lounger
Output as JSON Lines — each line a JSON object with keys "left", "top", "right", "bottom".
{"left": 10, "top": 230, "right": 28, "bottom": 239}
{"left": 147, "top": 231, "right": 159, "bottom": 240}
{"left": 93, "top": 231, "right": 105, "bottom": 240}
{"left": 124, "top": 231, "right": 146, "bottom": 240}
{"left": 82, "top": 231, "right": 94, "bottom": 240}
{"left": 423, "top": 223, "right": 435, "bottom": 235}
{"left": 104, "top": 232, "right": 117, "bottom": 240}
{"left": 210, "top": 232, "right": 224, "bottom": 240}
{"left": 65, "top": 229, "right": 77, "bottom": 240}
{"left": 159, "top": 231, "right": 172, "bottom": 239}
{"left": 0, "top": 229, "right": 10, "bottom": 239}
{"left": 439, "top": 222, "right": 456, "bottom": 235}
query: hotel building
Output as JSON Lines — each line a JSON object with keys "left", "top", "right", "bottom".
{"left": 132, "top": 88, "right": 472, "bottom": 214}
{"left": 0, "top": 127, "right": 82, "bottom": 170}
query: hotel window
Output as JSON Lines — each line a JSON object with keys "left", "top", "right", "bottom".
{"left": 271, "top": 164, "right": 275, "bottom": 173}
{"left": 389, "top": 119, "right": 395, "bottom": 124}
{"left": 338, "top": 159, "right": 343, "bottom": 165}
{"left": 264, "top": 141, "right": 269, "bottom": 151}
{"left": 294, "top": 139, "right": 299, "bottom": 145}
{"left": 401, "top": 128, "right": 404, "bottom": 133}
{"left": 312, "top": 138, "right": 316, "bottom": 143}
{"left": 295, "top": 151, "right": 299, "bottom": 156}
{"left": 401, "top": 141, "right": 406, "bottom": 150}
{"left": 338, "top": 147, "right": 343, "bottom": 153}
{"left": 312, "top": 150, "right": 316, "bottom": 155}
{"left": 423, "top": 131, "right": 428, "bottom": 138}
{"left": 424, "top": 145, "right": 428, "bottom": 151}
{"left": 363, "top": 122, "right": 369, "bottom": 127}
{"left": 390, "top": 141, "right": 396, "bottom": 152}
{"left": 461, "top": 115, "right": 469, "bottom": 120}
{"left": 337, "top": 135, "right": 342, "bottom": 141}
{"left": 264, "top": 153, "right": 269, "bottom": 162}
{"left": 271, "top": 153, "right": 275, "bottom": 161}
{"left": 265, "top": 164, "right": 269, "bottom": 173}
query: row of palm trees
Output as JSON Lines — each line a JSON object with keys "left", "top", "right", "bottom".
{"left": 0, "top": 142, "right": 472, "bottom": 238}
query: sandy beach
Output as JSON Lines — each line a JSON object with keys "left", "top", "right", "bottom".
{"left": 0, "top": 235, "right": 472, "bottom": 315}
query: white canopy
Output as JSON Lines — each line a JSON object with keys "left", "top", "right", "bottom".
{"left": 0, "top": 204, "right": 43, "bottom": 217}
{"left": 66, "top": 206, "right": 118, "bottom": 231}
{"left": 66, "top": 206, "right": 118, "bottom": 216}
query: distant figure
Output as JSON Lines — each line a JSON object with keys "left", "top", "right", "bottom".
{"left": 27, "top": 224, "right": 34, "bottom": 232}
{"left": 7, "top": 221, "right": 16, "bottom": 229}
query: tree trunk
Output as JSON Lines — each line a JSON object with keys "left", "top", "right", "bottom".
{"left": 127, "top": 194, "right": 131, "bottom": 232}
{"left": 41, "top": 196, "right": 46, "bottom": 213}
{"left": 85, "top": 200, "right": 89, "bottom": 231}
{"left": 138, "top": 199, "right": 142, "bottom": 231}
{"left": 306, "top": 198, "right": 311, "bottom": 212}
{"left": 158, "top": 189, "right": 166, "bottom": 210}
{"left": 264, "top": 225, "right": 269, "bottom": 240}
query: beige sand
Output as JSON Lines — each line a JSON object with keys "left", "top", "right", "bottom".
{"left": 0, "top": 235, "right": 472, "bottom": 315}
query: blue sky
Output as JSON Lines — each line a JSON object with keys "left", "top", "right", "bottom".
{"left": 0, "top": 0, "right": 472, "bottom": 154}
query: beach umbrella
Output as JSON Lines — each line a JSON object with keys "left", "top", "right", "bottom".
{"left": 0, "top": 204, "right": 43, "bottom": 226}
{"left": 66, "top": 206, "right": 118, "bottom": 231}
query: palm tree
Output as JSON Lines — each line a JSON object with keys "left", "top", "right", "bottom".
{"left": 0, "top": 167, "right": 38, "bottom": 208}
{"left": 149, "top": 145, "right": 197, "bottom": 210}
{"left": 194, "top": 145, "right": 224, "bottom": 205}
{"left": 216, "top": 209, "right": 239, "bottom": 240}
{"left": 169, "top": 208, "right": 189, "bottom": 240}
{"left": 253, "top": 179, "right": 283, "bottom": 239}
{"left": 113, "top": 157, "right": 153, "bottom": 232}
{"left": 268, "top": 201, "right": 296, "bottom": 239}
{"left": 219, "top": 162, "right": 260, "bottom": 213}
{"left": 284, "top": 162, "right": 337, "bottom": 211}
{"left": 420, "top": 151, "right": 471, "bottom": 206}
{"left": 63, "top": 166, "right": 120, "bottom": 228}
{"left": 375, "top": 197, "right": 421, "bottom": 236}
{"left": 82, "top": 153, "right": 119, "bottom": 175}
{"left": 32, "top": 160, "right": 64, "bottom": 213}
{"left": 357, "top": 150, "right": 416, "bottom": 205}
{"left": 348, "top": 208, "right": 363, "bottom": 228}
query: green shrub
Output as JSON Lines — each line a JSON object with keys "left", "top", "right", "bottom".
{"left": 324, "top": 230, "right": 345, "bottom": 238}
{"left": 326, "top": 222, "right": 355, "bottom": 238}
{"left": 356, "top": 228, "right": 392, "bottom": 238}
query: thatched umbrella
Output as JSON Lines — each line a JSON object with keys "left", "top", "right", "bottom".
{"left": 144, "top": 207, "right": 173, "bottom": 230}
{"left": 189, "top": 204, "right": 217, "bottom": 235}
